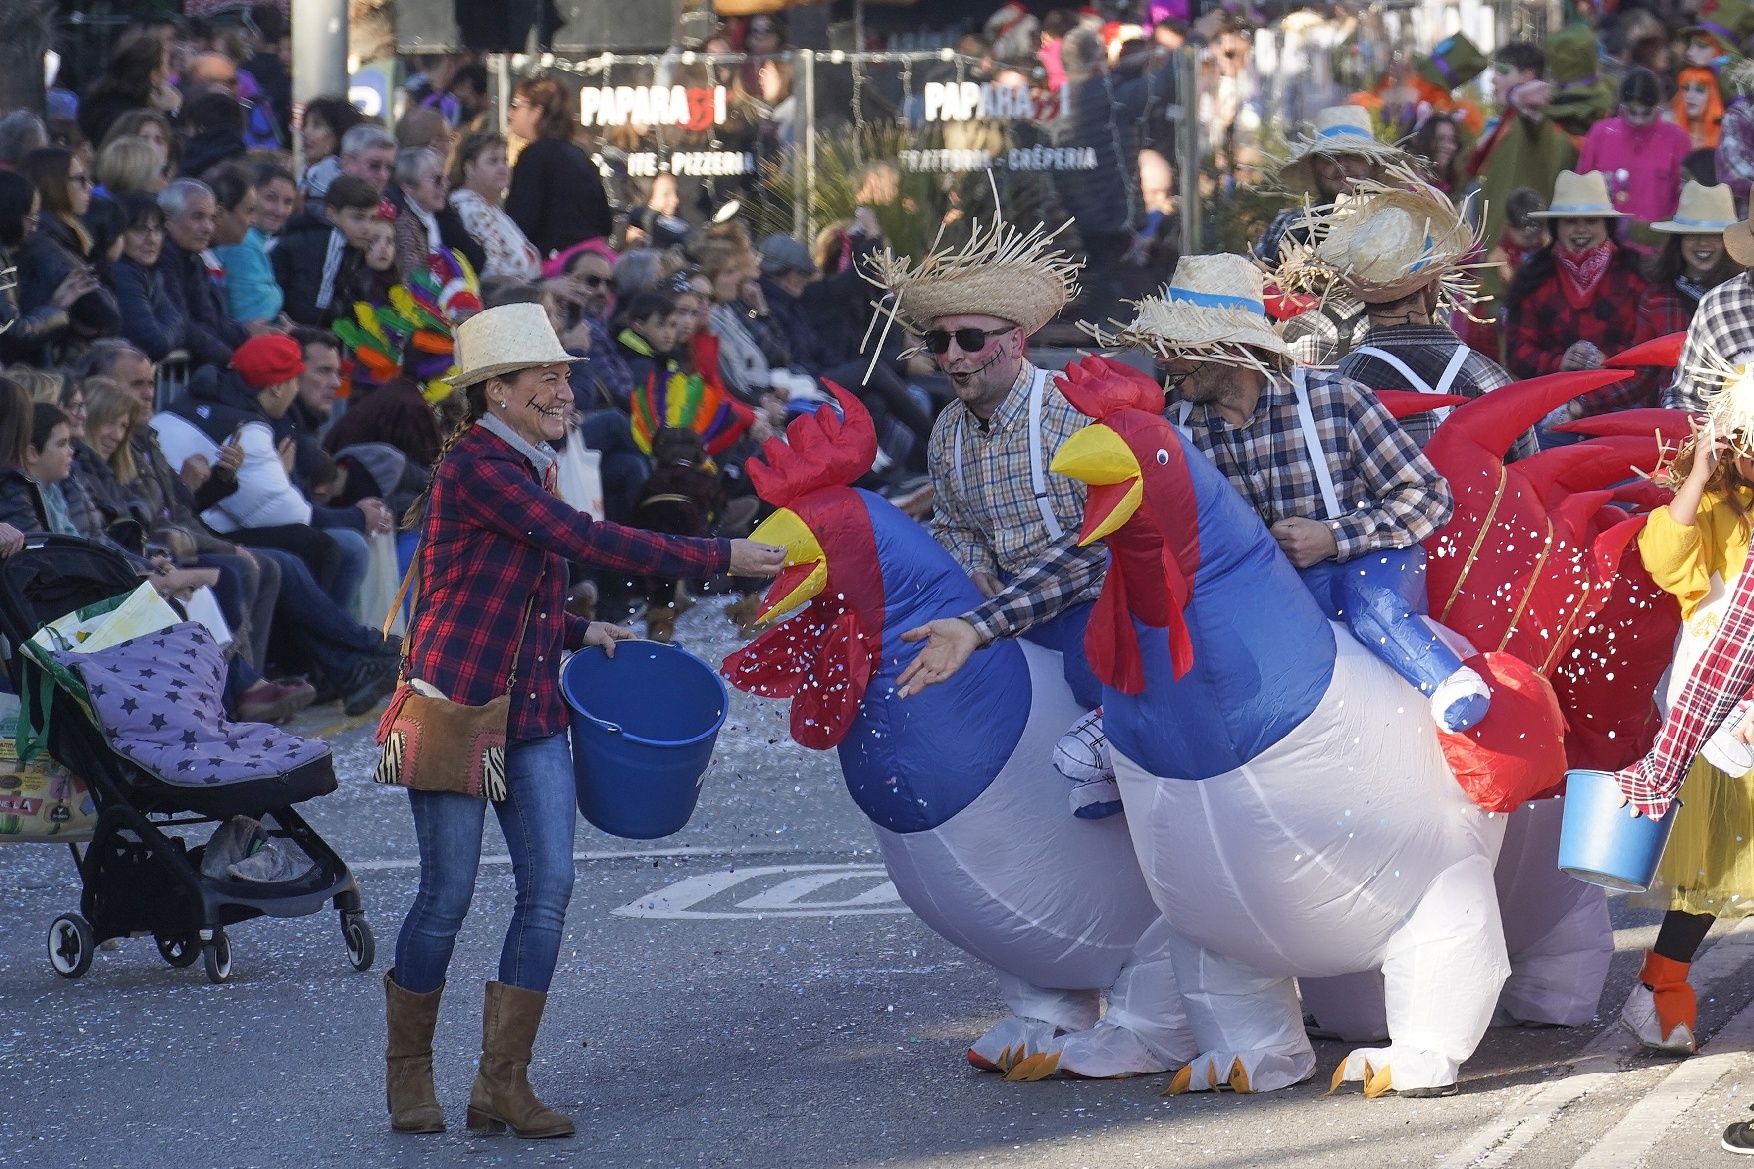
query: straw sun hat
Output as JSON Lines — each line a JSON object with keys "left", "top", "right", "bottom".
{"left": 1275, "top": 105, "right": 1409, "bottom": 197}
{"left": 1087, "top": 253, "right": 1291, "bottom": 370}
{"left": 1528, "top": 170, "right": 1624, "bottom": 219}
{"left": 866, "top": 218, "right": 1083, "bottom": 338}
{"left": 1285, "top": 172, "right": 1480, "bottom": 307}
{"left": 1654, "top": 181, "right": 1738, "bottom": 235}
{"left": 446, "top": 302, "right": 580, "bottom": 387}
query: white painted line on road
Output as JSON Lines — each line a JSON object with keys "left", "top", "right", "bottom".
{"left": 1440, "top": 917, "right": 1754, "bottom": 1169}
{"left": 349, "top": 844, "right": 731, "bottom": 873}
{"left": 1569, "top": 991, "right": 1754, "bottom": 1169}
{"left": 613, "top": 863, "right": 908, "bottom": 919}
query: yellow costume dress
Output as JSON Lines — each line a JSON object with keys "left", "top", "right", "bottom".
{"left": 1637, "top": 492, "right": 1754, "bottom": 917}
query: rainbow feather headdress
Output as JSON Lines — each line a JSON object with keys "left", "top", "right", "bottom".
{"left": 332, "top": 250, "right": 483, "bottom": 403}
{"left": 630, "top": 359, "right": 754, "bottom": 458}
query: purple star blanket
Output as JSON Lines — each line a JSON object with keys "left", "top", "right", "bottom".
{"left": 55, "top": 622, "right": 329, "bottom": 786}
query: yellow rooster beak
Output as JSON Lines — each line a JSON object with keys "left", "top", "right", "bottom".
{"left": 749, "top": 507, "right": 828, "bottom": 625}
{"left": 1050, "top": 424, "right": 1144, "bottom": 547}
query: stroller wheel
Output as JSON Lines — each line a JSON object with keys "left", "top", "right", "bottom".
{"left": 342, "top": 913, "right": 375, "bottom": 972}
{"left": 47, "top": 914, "right": 94, "bottom": 979}
{"left": 155, "top": 933, "right": 200, "bottom": 968}
{"left": 202, "top": 930, "right": 232, "bottom": 984}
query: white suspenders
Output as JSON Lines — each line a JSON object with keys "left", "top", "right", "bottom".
{"left": 1351, "top": 342, "right": 1470, "bottom": 429}
{"left": 953, "top": 367, "right": 1065, "bottom": 542}
{"left": 1177, "top": 369, "right": 1346, "bottom": 521}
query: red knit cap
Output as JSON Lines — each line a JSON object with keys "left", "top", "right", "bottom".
{"left": 231, "top": 335, "right": 306, "bottom": 389}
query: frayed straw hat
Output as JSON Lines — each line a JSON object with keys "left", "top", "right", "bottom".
{"left": 1654, "top": 181, "right": 1738, "bottom": 234}
{"left": 446, "top": 302, "right": 580, "bottom": 387}
{"left": 1291, "top": 172, "right": 1480, "bottom": 306}
{"left": 1086, "top": 253, "right": 1291, "bottom": 370}
{"left": 865, "top": 218, "right": 1082, "bottom": 338}
{"left": 1529, "top": 170, "right": 1624, "bottom": 218}
{"left": 1275, "top": 105, "right": 1408, "bottom": 197}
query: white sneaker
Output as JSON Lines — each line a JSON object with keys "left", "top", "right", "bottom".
{"left": 1429, "top": 665, "right": 1491, "bottom": 733}
{"left": 1054, "top": 710, "right": 1113, "bottom": 784}
{"left": 1618, "top": 983, "right": 1696, "bottom": 1054}
{"left": 1055, "top": 710, "right": 1122, "bottom": 820}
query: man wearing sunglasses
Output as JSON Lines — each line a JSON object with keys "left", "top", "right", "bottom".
{"left": 882, "top": 229, "right": 1113, "bottom": 805}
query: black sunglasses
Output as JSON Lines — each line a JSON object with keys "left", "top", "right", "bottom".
{"left": 923, "top": 326, "right": 1011, "bottom": 355}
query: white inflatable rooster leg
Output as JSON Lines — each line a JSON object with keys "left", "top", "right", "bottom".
{"left": 1055, "top": 918, "right": 1198, "bottom": 1078}
{"left": 1161, "top": 926, "right": 1316, "bottom": 1095}
{"left": 968, "top": 975, "right": 1099, "bottom": 1075}
{"left": 1336, "top": 853, "right": 1510, "bottom": 1098}
{"left": 1493, "top": 797, "right": 1613, "bottom": 1028}
{"left": 1298, "top": 970, "right": 1389, "bottom": 1042}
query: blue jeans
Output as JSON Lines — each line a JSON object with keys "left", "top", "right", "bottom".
{"left": 393, "top": 734, "right": 577, "bottom": 993}
{"left": 315, "top": 523, "right": 370, "bottom": 612}
{"left": 253, "top": 546, "right": 384, "bottom": 685}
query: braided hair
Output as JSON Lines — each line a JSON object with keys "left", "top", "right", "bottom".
{"left": 402, "top": 379, "right": 489, "bottom": 528}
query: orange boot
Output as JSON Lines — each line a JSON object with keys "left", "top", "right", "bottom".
{"left": 1619, "top": 952, "right": 1697, "bottom": 1054}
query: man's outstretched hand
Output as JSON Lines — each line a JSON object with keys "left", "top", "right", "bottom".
{"left": 895, "top": 618, "right": 981, "bottom": 697}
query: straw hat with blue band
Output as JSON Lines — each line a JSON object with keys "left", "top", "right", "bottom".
{"left": 1654, "top": 181, "right": 1739, "bottom": 234}
{"left": 1284, "top": 170, "right": 1482, "bottom": 307}
{"left": 1275, "top": 105, "right": 1410, "bottom": 198}
{"left": 1084, "top": 254, "right": 1292, "bottom": 372}
{"left": 1528, "top": 170, "right": 1626, "bottom": 219}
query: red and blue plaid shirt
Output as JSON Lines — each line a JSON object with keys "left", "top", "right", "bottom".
{"left": 405, "top": 421, "right": 731, "bottom": 740}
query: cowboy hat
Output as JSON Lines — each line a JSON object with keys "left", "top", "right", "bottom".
{"left": 446, "top": 302, "right": 580, "bottom": 387}
{"left": 1087, "top": 253, "right": 1291, "bottom": 369}
{"left": 1654, "top": 181, "right": 1739, "bottom": 234}
{"left": 866, "top": 218, "right": 1082, "bottom": 337}
{"left": 1528, "top": 170, "right": 1625, "bottom": 218}
{"left": 1276, "top": 105, "right": 1408, "bottom": 197}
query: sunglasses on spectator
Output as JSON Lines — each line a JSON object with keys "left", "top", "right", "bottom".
{"left": 922, "top": 326, "right": 1010, "bottom": 355}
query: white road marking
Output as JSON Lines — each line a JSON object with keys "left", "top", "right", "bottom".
{"left": 613, "top": 863, "right": 907, "bottom": 919}
{"left": 1569, "top": 991, "right": 1754, "bottom": 1169}
{"left": 1441, "top": 918, "right": 1754, "bottom": 1169}
{"left": 348, "top": 844, "right": 732, "bottom": 872}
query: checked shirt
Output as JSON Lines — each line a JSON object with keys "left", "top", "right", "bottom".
{"left": 407, "top": 418, "right": 730, "bottom": 740}
{"left": 1336, "top": 323, "right": 1539, "bottom": 461}
{"left": 1667, "top": 272, "right": 1754, "bottom": 412}
{"left": 928, "top": 364, "right": 1107, "bottom": 646}
{"left": 1177, "top": 368, "right": 1454, "bottom": 561}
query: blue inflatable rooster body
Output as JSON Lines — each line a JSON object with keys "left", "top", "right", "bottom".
{"left": 725, "top": 390, "right": 1195, "bottom": 1079}
{"left": 1050, "top": 358, "right": 1510, "bottom": 1098}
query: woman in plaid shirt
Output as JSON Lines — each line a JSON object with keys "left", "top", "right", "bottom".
{"left": 382, "top": 304, "right": 782, "bottom": 1139}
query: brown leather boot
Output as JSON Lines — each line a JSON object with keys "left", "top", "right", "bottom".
{"left": 384, "top": 970, "right": 446, "bottom": 1134}
{"left": 466, "top": 981, "right": 575, "bottom": 1138}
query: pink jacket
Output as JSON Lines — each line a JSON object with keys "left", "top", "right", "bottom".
{"left": 1577, "top": 117, "right": 1692, "bottom": 223}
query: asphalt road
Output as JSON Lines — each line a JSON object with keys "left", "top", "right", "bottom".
{"left": 2, "top": 603, "right": 1752, "bottom": 1169}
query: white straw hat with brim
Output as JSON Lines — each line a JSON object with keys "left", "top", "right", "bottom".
{"left": 1086, "top": 254, "right": 1291, "bottom": 369}
{"left": 1275, "top": 105, "right": 1409, "bottom": 196}
{"left": 1302, "top": 177, "right": 1480, "bottom": 304}
{"left": 1528, "top": 170, "right": 1625, "bottom": 218}
{"left": 865, "top": 219, "right": 1083, "bottom": 338}
{"left": 446, "top": 302, "right": 581, "bottom": 387}
{"left": 1728, "top": 213, "right": 1754, "bottom": 268}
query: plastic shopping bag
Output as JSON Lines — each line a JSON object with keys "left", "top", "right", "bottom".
{"left": 555, "top": 429, "right": 604, "bottom": 520}
{"left": 353, "top": 531, "right": 405, "bottom": 636}
{"left": 181, "top": 585, "right": 233, "bottom": 649}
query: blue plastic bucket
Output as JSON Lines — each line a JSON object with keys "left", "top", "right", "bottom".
{"left": 1557, "top": 769, "right": 1678, "bottom": 892}
{"left": 561, "top": 640, "right": 728, "bottom": 840}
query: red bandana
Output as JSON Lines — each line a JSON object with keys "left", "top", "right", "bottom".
{"left": 1554, "top": 241, "right": 1615, "bottom": 311}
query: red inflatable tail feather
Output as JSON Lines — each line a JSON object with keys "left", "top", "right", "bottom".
{"left": 1429, "top": 369, "right": 1635, "bottom": 463}
{"left": 1553, "top": 407, "right": 1695, "bottom": 443}
{"left": 1606, "top": 332, "right": 1686, "bottom": 369}
{"left": 1375, "top": 390, "right": 1472, "bottom": 420}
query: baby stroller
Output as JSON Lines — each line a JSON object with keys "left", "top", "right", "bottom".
{"left": 0, "top": 536, "right": 371, "bottom": 984}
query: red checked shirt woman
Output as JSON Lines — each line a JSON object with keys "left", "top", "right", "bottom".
{"left": 382, "top": 303, "right": 782, "bottom": 1139}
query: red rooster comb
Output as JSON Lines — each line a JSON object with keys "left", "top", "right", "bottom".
{"left": 745, "top": 382, "right": 876, "bottom": 507}
{"left": 1060, "top": 356, "right": 1164, "bottom": 421}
